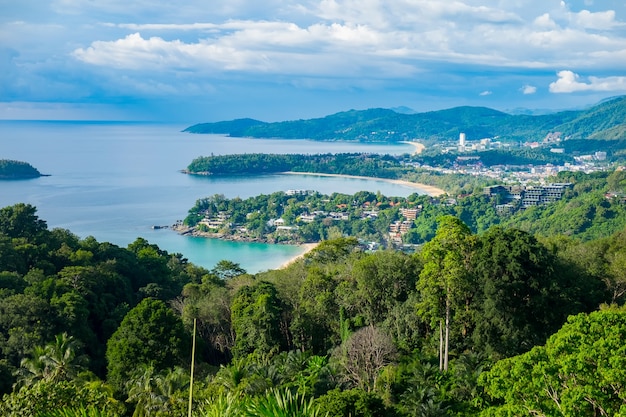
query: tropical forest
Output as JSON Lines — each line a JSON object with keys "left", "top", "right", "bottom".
{"left": 1, "top": 166, "right": 626, "bottom": 416}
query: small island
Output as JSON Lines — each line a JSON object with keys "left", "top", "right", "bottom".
{"left": 0, "top": 159, "right": 44, "bottom": 179}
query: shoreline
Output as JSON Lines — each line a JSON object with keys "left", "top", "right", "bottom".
{"left": 172, "top": 224, "right": 320, "bottom": 271}
{"left": 277, "top": 242, "right": 320, "bottom": 269}
{"left": 400, "top": 140, "right": 425, "bottom": 155}
{"left": 281, "top": 171, "right": 445, "bottom": 196}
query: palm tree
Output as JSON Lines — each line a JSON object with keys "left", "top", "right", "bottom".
{"left": 15, "top": 345, "right": 48, "bottom": 388}
{"left": 200, "top": 393, "right": 245, "bottom": 417}
{"left": 15, "top": 333, "right": 85, "bottom": 388}
{"left": 43, "top": 333, "right": 85, "bottom": 382}
{"left": 126, "top": 365, "right": 190, "bottom": 417}
{"left": 245, "top": 388, "right": 323, "bottom": 417}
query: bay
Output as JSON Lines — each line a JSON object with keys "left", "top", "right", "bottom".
{"left": 0, "top": 121, "right": 422, "bottom": 272}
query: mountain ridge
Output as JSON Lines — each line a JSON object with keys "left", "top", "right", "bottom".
{"left": 184, "top": 96, "right": 626, "bottom": 142}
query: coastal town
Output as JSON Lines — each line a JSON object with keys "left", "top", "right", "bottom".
{"left": 175, "top": 127, "right": 621, "bottom": 252}
{"left": 406, "top": 131, "right": 611, "bottom": 185}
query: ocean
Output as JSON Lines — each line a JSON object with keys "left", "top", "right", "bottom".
{"left": 0, "top": 120, "right": 422, "bottom": 273}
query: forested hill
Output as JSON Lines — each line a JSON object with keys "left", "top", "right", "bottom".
{"left": 184, "top": 95, "right": 626, "bottom": 142}
{"left": 0, "top": 159, "right": 43, "bottom": 179}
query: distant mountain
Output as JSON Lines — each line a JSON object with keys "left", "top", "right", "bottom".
{"left": 184, "top": 96, "right": 626, "bottom": 142}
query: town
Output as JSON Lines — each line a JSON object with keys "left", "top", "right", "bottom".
{"left": 406, "top": 131, "right": 611, "bottom": 185}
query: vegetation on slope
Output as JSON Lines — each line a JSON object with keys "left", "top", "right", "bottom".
{"left": 1, "top": 197, "right": 626, "bottom": 416}
{"left": 184, "top": 95, "right": 626, "bottom": 142}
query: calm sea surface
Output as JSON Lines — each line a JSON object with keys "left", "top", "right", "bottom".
{"left": 0, "top": 121, "right": 421, "bottom": 272}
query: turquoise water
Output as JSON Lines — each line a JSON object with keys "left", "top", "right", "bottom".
{"left": 0, "top": 121, "right": 423, "bottom": 272}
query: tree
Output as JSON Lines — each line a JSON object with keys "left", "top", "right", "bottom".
{"left": 0, "top": 379, "right": 125, "bottom": 417}
{"left": 0, "top": 203, "right": 47, "bottom": 241}
{"left": 416, "top": 216, "right": 476, "bottom": 371}
{"left": 15, "top": 333, "right": 86, "bottom": 388}
{"left": 314, "top": 388, "right": 394, "bottom": 417}
{"left": 304, "top": 237, "right": 359, "bottom": 264}
{"left": 473, "top": 227, "right": 560, "bottom": 358}
{"left": 125, "top": 365, "right": 190, "bottom": 417}
{"left": 211, "top": 260, "right": 246, "bottom": 280}
{"left": 289, "top": 266, "right": 338, "bottom": 353}
{"left": 480, "top": 305, "right": 626, "bottom": 416}
{"left": 351, "top": 250, "right": 421, "bottom": 325}
{"left": 0, "top": 293, "right": 58, "bottom": 366}
{"left": 246, "top": 388, "right": 325, "bottom": 417}
{"left": 337, "top": 325, "right": 397, "bottom": 392}
{"left": 105, "top": 298, "right": 190, "bottom": 391}
{"left": 230, "top": 282, "right": 286, "bottom": 358}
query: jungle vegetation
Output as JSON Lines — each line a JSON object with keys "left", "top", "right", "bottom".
{"left": 1, "top": 189, "right": 626, "bottom": 415}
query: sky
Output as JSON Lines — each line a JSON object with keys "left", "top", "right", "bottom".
{"left": 1, "top": 0, "right": 626, "bottom": 122}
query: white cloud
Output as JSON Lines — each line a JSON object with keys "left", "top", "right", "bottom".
{"left": 71, "top": 3, "right": 626, "bottom": 79}
{"left": 6, "top": 0, "right": 626, "bottom": 112}
{"left": 571, "top": 9, "right": 623, "bottom": 30}
{"left": 533, "top": 13, "right": 558, "bottom": 28}
{"left": 72, "top": 29, "right": 417, "bottom": 78}
{"left": 479, "top": 90, "right": 492, "bottom": 96}
{"left": 549, "top": 70, "right": 626, "bottom": 93}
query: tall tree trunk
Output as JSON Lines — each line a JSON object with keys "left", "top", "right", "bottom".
{"left": 439, "top": 319, "right": 443, "bottom": 371}
{"left": 444, "top": 295, "right": 450, "bottom": 371}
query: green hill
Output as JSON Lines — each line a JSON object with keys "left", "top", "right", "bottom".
{"left": 184, "top": 95, "right": 626, "bottom": 142}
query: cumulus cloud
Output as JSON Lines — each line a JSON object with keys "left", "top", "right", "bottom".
{"left": 549, "top": 70, "right": 626, "bottom": 93}
{"left": 570, "top": 9, "right": 624, "bottom": 30}
{"left": 66, "top": 0, "right": 626, "bottom": 81}
{"left": 72, "top": 28, "right": 417, "bottom": 78}
{"left": 479, "top": 90, "right": 492, "bottom": 96}
{"left": 6, "top": 0, "right": 626, "bottom": 112}
{"left": 533, "top": 13, "right": 557, "bottom": 28}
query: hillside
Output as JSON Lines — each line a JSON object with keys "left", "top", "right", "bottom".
{"left": 184, "top": 95, "right": 626, "bottom": 142}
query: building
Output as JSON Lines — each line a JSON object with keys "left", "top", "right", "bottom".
{"left": 484, "top": 183, "right": 572, "bottom": 209}
{"left": 400, "top": 207, "right": 421, "bottom": 220}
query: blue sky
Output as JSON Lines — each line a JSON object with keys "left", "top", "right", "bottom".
{"left": 1, "top": 0, "right": 626, "bottom": 122}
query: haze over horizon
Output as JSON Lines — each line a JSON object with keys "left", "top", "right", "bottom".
{"left": 2, "top": 0, "right": 626, "bottom": 123}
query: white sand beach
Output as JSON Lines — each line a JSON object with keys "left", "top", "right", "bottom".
{"left": 400, "top": 141, "right": 425, "bottom": 155}
{"left": 281, "top": 171, "right": 445, "bottom": 196}
{"left": 278, "top": 242, "right": 320, "bottom": 269}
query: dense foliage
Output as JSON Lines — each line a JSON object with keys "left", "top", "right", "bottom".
{"left": 1, "top": 201, "right": 626, "bottom": 416}
{"left": 185, "top": 152, "right": 497, "bottom": 195}
{"left": 0, "top": 159, "right": 42, "bottom": 179}
{"left": 186, "top": 153, "right": 401, "bottom": 178}
{"left": 184, "top": 95, "right": 626, "bottom": 142}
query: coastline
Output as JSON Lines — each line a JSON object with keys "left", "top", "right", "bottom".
{"left": 281, "top": 171, "right": 445, "bottom": 196}
{"left": 172, "top": 223, "right": 319, "bottom": 271}
{"left": 400, "top": 140, "right": 425, "bottom": 155}
{"left": 277, "top": 242, "right": 320, "bottom": 269}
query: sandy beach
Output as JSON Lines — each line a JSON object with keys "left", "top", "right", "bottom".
{"left": 282, "top": 140, "right": 445, "bottom": 196}
{"left": 281, "top": 171, "right": 445, "bottom": 196}
{"left": 400, "top": 141, "right": 426, "bottom": 155}
{"left": 278, "top": 242, "right": 320, "bottom": 269}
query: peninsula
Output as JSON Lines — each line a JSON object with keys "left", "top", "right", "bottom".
{"left": 0, "top": 159, "right": 44, "bottom": 179}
